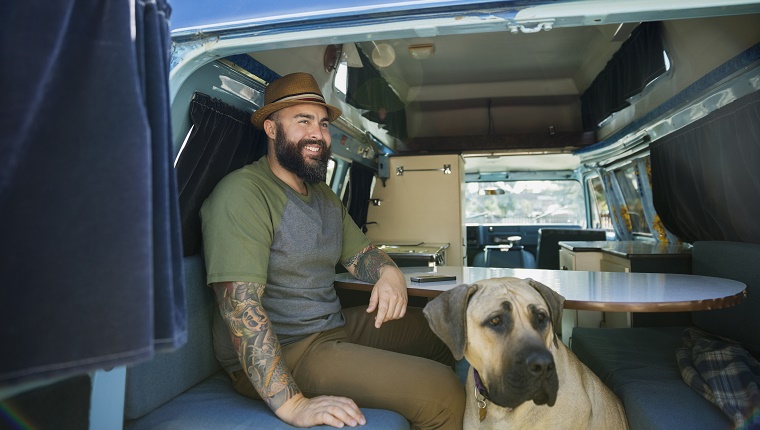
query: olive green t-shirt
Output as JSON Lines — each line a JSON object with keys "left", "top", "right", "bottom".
{"left": 200, "top": 157, "right": 370, "bottom": 372}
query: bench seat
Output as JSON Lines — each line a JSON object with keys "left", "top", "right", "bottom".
{"left": 124, "top": 255, "right": 409, "bottom": 429}
{"left": 125, "top": 371, "right": 408, "bottom": 429}
{"left": 571, "top": 241, "right": 760, "bottom": 430}
{"left": 572, "top": 326, "right": 731, "bottom": 429}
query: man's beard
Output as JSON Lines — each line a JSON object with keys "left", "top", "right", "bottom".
{"left": 274, "top": 124, "right": 332, "bottom": 184}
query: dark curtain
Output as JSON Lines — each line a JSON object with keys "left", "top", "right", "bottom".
{"left": 0, "top": 0, "right": 186, "bottom": 386}
{"left": 581, "top": 22, "right": 666, "bottom": 130}
{"left": 176, "top": 92, "right": 268, "bottom": 256}
{"left": 346, "top": 49, "right": 407, "bottom": 140}
{"left": 342, "top": 162, "right": 375, "bottom": 231}
{"left": 651, "top": 89, "right": 760, "bottom": 244}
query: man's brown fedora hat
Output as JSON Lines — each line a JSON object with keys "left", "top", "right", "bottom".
{"left": 250, "top": 72, "right": 342, "bottom": 129}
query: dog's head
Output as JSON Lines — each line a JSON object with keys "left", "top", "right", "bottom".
{"left": 423, "top": 277, "right": 565, "bottom": 409}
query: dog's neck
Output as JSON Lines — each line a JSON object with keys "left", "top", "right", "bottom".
{"left": 472, "top": 367, "right": 488, "bottom": 399}
{"left": 472, "top": 367, "right": 513, "bottom": 421}
{"left": 472, "top": 367, "right": 491, "bottom": 422}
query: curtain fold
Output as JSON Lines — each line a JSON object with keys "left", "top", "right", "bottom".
{"left": 581, "top": 22, "right": 666, "bottom": 130}
{"left": 633, "top": 157, "right": 680, "bottom": 244}
{"left": 342, "top": 162, "right": 375, "bottom": 231}
{"left": 651, "top": 89, "right": 760, "bottom": 244}
{"left": 598, "top": 170, "right": 634, "bottom": 241}
{"left": 0, "top": 0, "right": 186, "bottom": 386}
{"left": 176, "top": 92, "right": 268, "bottom": 256}
{"left": 346, "top": 49, "right": 407, "bottom": 140}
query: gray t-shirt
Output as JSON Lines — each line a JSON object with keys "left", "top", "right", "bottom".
{"left": 200, "top": 157, "right": 370, "bottom": 373}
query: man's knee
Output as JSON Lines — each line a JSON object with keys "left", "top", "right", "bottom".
{"left": 414, "top": 365, "right": 465, "bottom": 429}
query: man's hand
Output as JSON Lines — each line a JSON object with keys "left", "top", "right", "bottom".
{"left": 275, "top": 392, "right": 366, "bottom": 428}
{"left": 342, "top": 244, "right": 408, "bottom": 328}
{"left": 367, "top": 265, "right": 408, "bottom": 328}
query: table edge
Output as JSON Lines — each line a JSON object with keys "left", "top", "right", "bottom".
{"left": 565, "top": 290, "right": 747, "bottom": 312}
{"left": 335, "top": 271, "right": 748, "bottom": 312}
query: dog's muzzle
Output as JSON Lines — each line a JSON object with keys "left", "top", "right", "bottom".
{"left": 487, "top": 345, "right": 559, "bottom": 408}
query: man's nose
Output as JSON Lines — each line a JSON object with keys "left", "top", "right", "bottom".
{"left": 309, "top": 125, "right": 330, "bottom": 145}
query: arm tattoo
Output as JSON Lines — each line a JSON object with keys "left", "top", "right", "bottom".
{"left": 212, "top": 281, "right": 300, "bottom": 411}
{"left": 342, "top": 243, "right": 397, "bottom": 283}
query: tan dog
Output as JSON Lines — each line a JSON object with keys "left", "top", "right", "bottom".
{"left": 423, "top": 277, "right": 628, "bottom": 429}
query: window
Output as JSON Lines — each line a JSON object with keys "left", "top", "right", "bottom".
{"left": 325, "top": 158, "right": 336, "bottom": 186}
{"left": 327, "top": 157, "right": 351, "bottom": 197}
{"left": 465, "top": 180, "right": 586, "bottom": 226}
{"left": 615, "top": 166, "right": 651, "bottom": 235}
{"left": 587, "top": 176, "right": 614, "bottom": 233}
{"left": 334, "top": 62, "right": 348, "bottom": 97}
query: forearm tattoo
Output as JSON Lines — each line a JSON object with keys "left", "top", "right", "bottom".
{"left": 342, "top": 243, "right": 397, "bottom": 283}
{"left": 212, "top": 281, "right": 300, "bottom": 411}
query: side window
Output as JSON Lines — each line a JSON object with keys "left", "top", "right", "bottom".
{"left": 326, "top": 158, "right": 336, "bottom": 186}
{"left": 614, "top": 166, "right": 652, "bottom": 236}
{"left": 327, "top": 157, "right": 350, "bottom": 198}
{"left": 586, "top": 176, "right": 615, "bottom": 235}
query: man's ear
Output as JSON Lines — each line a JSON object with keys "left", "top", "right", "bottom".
{"left": 263, "top": 118, "right": 277, "bottom": 139}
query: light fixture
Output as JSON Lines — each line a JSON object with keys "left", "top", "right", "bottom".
{"left": 408, "top": 43, "right": 435, "bottom": 60}
{"left": 371, "top": 42, "right": 396, "bottom": 68}
{"left": 323, "top": 44, "right": 342, "bottom": 72}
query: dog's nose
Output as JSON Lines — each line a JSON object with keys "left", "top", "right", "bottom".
{"left": 525, "top": 350, "right": 555, "bottom": 377}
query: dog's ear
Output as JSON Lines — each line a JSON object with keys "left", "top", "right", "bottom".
{"left": 526, "top": 279, "right": 565, "bottom": 337}
{"left": 423, "top": 283, "right": 478, "bottom": 360}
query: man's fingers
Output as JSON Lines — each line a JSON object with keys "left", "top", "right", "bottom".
{"left": 374, "top": 298, "right": 389, "bottom": 328}
{"left": 288, "top": 396, "right": 366, "bottom": 428}
{"left": 374, "top": 291, "right": 408, "bottom": 327}
{"left": 366, "top": 289, "right": 378, "bottom": 313}
{"left": 327, "top": 400, "right": 366, "bottom": 427}
{"left": 318, "top": 397, "right": 366, "bottom": 428}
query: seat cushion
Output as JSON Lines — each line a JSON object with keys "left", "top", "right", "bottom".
{"left": 124, "top": 255, "right": 220, "bottom": 419}
{"left": 572, "top": 326, "right": 732, "bottom": 430}
{"left": 125, "top": 372, "right": 410, "bottom": 430}
{"left": 691, "top": 241, "right": 760, "bottom": 357}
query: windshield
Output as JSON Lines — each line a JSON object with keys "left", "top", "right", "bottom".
{"left": 465, "top": 180, "right": 586, "bottom": 226}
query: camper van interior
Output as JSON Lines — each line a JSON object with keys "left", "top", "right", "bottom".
{"left": 3, "top": 1, "right": 760, "bottom": 429}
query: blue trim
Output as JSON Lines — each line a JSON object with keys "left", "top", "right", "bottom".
{"left": 575, "top": 42, "right": 760, "bottom": 155}
{"left": 225, "top": 54, "right": 281, "bottom": 84}
{"left": 170, "top": 1, "right": 552, "bottom": 33}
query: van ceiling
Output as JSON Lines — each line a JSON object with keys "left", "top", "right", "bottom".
{"left": 356, "top": 24, "right": 624, "bottom": 118}
{"left": 253, "top": 24, "right": 627, "bottom": 151}
{"left": 355, "top": 23, "right": 626, "bottom": 149}
{"left": 183, "top": 0, "right": 760, "bottom": 158}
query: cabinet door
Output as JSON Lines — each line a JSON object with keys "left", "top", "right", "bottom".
{"left": 366, "top": 154, "right": 466, "bottom": 266}
{"left": 559, "top": 249, "right": 576, "bottom": 270}
{"left": 600, "top": 256, "right": 631, "bottom": 272}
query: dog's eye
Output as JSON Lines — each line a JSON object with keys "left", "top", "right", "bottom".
{"left": 536, "top": 312, "right": 548, "bottom": 326}
{"left": 488, "top": 316, "right": 502, "bottom": 326}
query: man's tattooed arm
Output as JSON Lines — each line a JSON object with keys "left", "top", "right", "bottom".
{"left": 211, "top": 281, "right": 300, "bottom": 411}
{"left": 342, "top": 243, "right": 398, "bottom": 283}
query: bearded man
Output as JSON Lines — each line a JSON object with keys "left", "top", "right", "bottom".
{"left": 200, "top": 73, "right": 464, "bottom": 429}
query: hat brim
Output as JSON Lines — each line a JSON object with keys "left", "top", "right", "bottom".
{"left": 250, "top": 100, "right": 342, "bottom": 129}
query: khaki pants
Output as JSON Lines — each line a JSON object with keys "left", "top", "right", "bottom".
{"left": 231, "top": 306, "right": 465, "bottom": 430}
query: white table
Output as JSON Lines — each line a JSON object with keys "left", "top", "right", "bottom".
{"left": 335, "top": 266, "right": 746, "bottom": 312}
